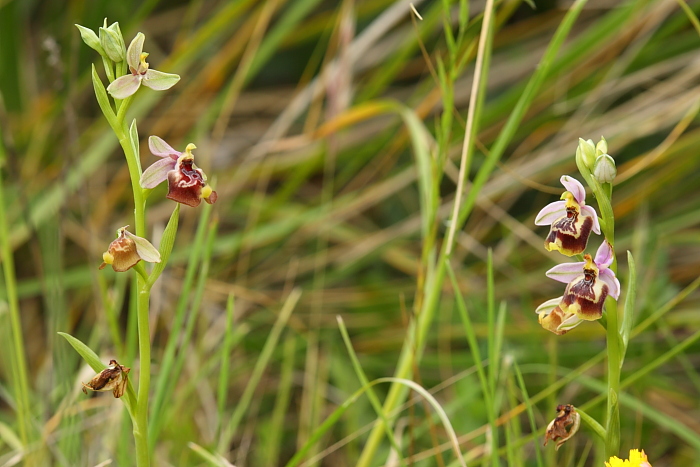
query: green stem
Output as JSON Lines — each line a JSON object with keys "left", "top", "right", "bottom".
{"left": 111, "top": 99, "right": 150, "bottom": 466}
{"left": 133, "top": 279, "right": 151, "bottom": 466}
{"left": 604, "top": 297, "right": 620, "bottom": 457}
{"left": 577, "top": 145, "right": 621, "bottom": 457}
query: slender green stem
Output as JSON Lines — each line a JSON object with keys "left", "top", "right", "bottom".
{"left": 604, "top": 298, "right": 620, "bottom": 457}
{"left": 133, "top": 280, "right": 151, "bottom": 467}
{"left": 105, "top": 95, "right": 150, "bottom": 466}
{"left": 578, "top": 141, "right": 621, "bottom": 457}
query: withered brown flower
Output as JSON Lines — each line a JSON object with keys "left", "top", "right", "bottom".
{"left": 544, "top": 404, "right": 580, "bottom": 450}
{"left": 82, "top": 359, "right": 130, "bottom": 398}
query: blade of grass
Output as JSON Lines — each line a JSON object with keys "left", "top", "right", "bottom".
{"left": 148, "top": 203, "right": 212, "bottom": 446}
{"left": 257, "top": 334, "right": 297, "bottom": 465}
{"left": 0, "top": 132, "right": 31, "bottom": 451}
{"left": 217, "top": 293, "right": 236, "bottom": 432}
{"left": 512, "top": 361, "right": 544, "bottom": 467}
{"left": 219, "top": 287, "right": 302, "bottom": 451}
{"left": 150, "top": 216, "right": 219, "bottom": 450}
{"left": 337, "top": 316, "right": 408, "bottom": 466}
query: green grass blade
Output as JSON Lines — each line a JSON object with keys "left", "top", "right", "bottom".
{"left": 220, "top": 288, "right": 302, "bottom": 449}
{"left": 337, "top": 316, "right": 407, "bottom": 466}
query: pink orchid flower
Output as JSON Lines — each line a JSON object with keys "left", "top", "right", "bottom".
{"left": 537, "top": 241, "right": 620, "bottom": 335}
{"left": 535, "top": 175, "right": 601, "bottom": 256}
{"left": 140, "top": 136, "right": 217, "bottom": 207}
{"left": 106, "top": 33, "right": 180, "bottom": 99}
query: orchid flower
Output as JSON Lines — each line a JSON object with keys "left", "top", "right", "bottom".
{"left": 536, "top": 296, "right": 583, "bottom": 335}
{"left": 106, "top": 33, "right": 180, "bottom": 99}
{"left": 535, "top": 175, "right": 601, "bottom": 256}
{"left": 99, "top": 226, "right": 161, "bottom": 272}
{"left": 537, "top": 241, "right": 620, "bottom": 335}
{"left": 140, "top": 136, "right": 218, "bottom": 207}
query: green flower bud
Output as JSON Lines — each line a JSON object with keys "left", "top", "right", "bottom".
{"left": 75, "top": 24, "right": 105, "bottom": 56}
{"left": 593, "top": 153, "right": 616, "bottom": 183}
{"left": 577, "top": 138, "right": 596, "bottom": 169}
{"left": 100, "top": 23, "right": 126, "bottom": 62}
{"left": 596, "top": 136, "right": 608, "bottom": 156}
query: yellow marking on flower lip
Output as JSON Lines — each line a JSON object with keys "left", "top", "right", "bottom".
{"left": 201, "top": 185, "right": 212, "bottom": 199}
{"left": 102, "top": 252, "right": 114, "bottom": 265}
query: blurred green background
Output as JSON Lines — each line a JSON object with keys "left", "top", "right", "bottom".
{"left": 2, "top": 0, "right": 700, "bottom": 465}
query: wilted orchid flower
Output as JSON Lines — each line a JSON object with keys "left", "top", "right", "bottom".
{"left": 535, "top": 175, "right": 601, "bottom": 256}
{"left": 536, "top": 296, "right": 583, "bottom": 335}
{"left": 538, "top": 241, "right": 620, "bottom": 334}
{"left": 99, "top": 226, "right": 161, "bottom": 272}
{"left": 544, "top": 404, "right": 580, "bottom": 451}
{"left": 106, "top": 33, "right": 180, "bottom": 99}
{"left": 82, "top": 359, "right": 130, "bottom": 399}
{"left": 605, "top": 449, "right": 652, "bottom": 467}
{"left": 140, "top": 136, "right": 218, "bottom": 207}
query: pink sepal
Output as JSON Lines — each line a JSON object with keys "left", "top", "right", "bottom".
{"left": 560, "top": 175, "right": 586, "bottom": 205}
{"left": 546, "top": 262, "right": 584, "bottom": 284}
{"left": 106, "top": 75, "right": 141, "bottom": 99}
{"left": 140, "top": 157, "right": 176, "bottom": 189}
{"left": 535, "top": 200, "right": 566, "bottom": 226}
{"left": 148, "top": 136, "right": 180, "bottom": 158}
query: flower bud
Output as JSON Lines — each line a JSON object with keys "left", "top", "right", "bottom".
{"left": 596, "top": 136, "right": 608, "bottom": 156}
{"left": 100, "top": 22, "right": 126, "bottom": 62}
{"left": 75, "top": 24, "right": 105, "bottom": 56}
{"left": 577, "top": 138, "right": 596, "bottom": 169}
{"left": 593, "top": 153, "right": 616, "bottom": 183}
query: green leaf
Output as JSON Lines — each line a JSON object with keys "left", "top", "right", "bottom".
{"left": 148, "top": 204, "right": 180, "bottom": 286}
{"left": 58, "top": 332, "right": 103, "bottom": 372}
{"left": 91, "top": 65, "right": 118, "bottom": 128}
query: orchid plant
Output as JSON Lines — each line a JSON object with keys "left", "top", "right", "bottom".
{"left": 536, "top": 137, "right": 641, "bottom": 461}
{"left": 64, "top": 20, "right": 217, "bottom": 466}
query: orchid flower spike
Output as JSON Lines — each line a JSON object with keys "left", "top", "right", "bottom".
{"left": 535, "top": 175, "right": 601, "bottom": 256}
{"left": 106, "top": 33, "right": 180, "bottom": 99}
{"left": 99, "top": 226, "right": 161, "bottom": 272}
{"left": 538, "top": 241, "right": 620, "bottom": 335}
{"left": 140, "top": 136, "right": 218, "bottom": 207}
